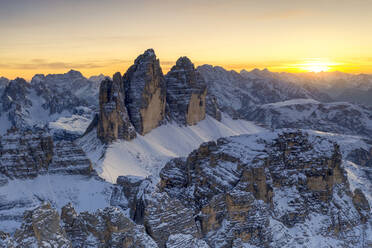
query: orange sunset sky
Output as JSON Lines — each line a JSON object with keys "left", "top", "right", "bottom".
{"left": 1, "top": 0, "right": 371, "bottom": 80}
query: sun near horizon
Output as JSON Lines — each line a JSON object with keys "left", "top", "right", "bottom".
{"left": 1, "top": 0, "right": 371, "bottom": 80}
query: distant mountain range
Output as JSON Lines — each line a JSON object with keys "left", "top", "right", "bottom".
{"left": 240, "top": 68, "right": 372, "bottom": 106}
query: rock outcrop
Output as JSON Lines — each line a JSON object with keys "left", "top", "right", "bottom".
{"left": 124, "top": 49, "right": 166, "bottom": 135}
{"left": 97, "top": 72, "right": 136, "bottom": 143}
{"left": 13, "top": 202, "right": 71, "bottom": 247}
{"left": 0, "top": 128, "right": 53, "bottom": 179}
{"left": 111, "top": 176, "right": 201, "bottom": 248}
{"left": 3, "top": 202, "right": 157, "bottom": 248}
{"left": 1, "top": 78, "right": 32, "bottom": 129}
{"left": 206, "top": 94, "right": 221, "bottom": 121}
{"left": 92, "top": 50, "right": 220, "bottom": 144}
{"left": 1, "top": 130, "right": 371, "bottom": 247}
{"left": 159, "top": 130, "right": 371, "bottom": 247}
{"left": 61, "top": 204, "right": 157, "bottom": 247}
{"left": 0, "top": 128, "right": 93, "bottom": 180}
{"left": 166, "top": 234, "right": 210, "bottom": 248}
{"left": 165, "top": 57, "right": 207, "bottom": 125}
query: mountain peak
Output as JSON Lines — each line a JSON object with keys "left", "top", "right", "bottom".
{"left": 134, "top": 48, "right": 158, "bottom": 65}
{"left": 66, "top": 69, "right": 83, "bottom": 77}
{"left": 144, "top": 48, "right": 155, "bottom": 56}
{"left": 175, "top": 56, "right": 194, "bottom": 69}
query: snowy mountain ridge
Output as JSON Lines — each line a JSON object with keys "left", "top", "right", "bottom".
{"left": 0, "top": 49, "right": 371, "bottom": 247}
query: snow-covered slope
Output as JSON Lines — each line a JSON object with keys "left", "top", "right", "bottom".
{"left": 0, "top": 175, "right": 112, "bottom": 233}
{"left": 0, "top": 71, "right": 105, "bottom": 138}
{"left": 241, "top": 68, "right": 372, "bottom": 106}
{"left": 246, "top": 98, "right": 372, "bottom": 139}
{"left": 197, "top": 65, "right": 331, "bottom": 119}
{"left": 79, "top": 115, "right": 264, "bottom": 183}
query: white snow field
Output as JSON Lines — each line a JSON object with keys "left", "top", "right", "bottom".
{"left": 79, "top": 115, "right": 265, "bottom": 183}
{"left": 0, "top": 175, "right": 113, "bottom": 233}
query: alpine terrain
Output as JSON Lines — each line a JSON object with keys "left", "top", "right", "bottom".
{"left": 0, "top": 49, "right": 371, "bottom": 248}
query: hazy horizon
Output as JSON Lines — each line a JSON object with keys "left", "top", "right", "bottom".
{"left": 1, "top": 0, "right": 371, "bottom": 79}
{"left": 3, "top": 59, "right": 372, "bottom": 82}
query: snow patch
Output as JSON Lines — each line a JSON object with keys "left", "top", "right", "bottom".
{"left": 82, "top": 115, "right": 264, "bottom": 183}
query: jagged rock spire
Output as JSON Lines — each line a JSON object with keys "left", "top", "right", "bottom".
{"left": 123, "top": 49, "right": 166, "bottom": 135}
{"left": 165, "top": 56, "right": 207, "bottom": 125}
{"left": 94, "top": 50, "right": 213, "bottom": 143}
{"left": 97, "top": 72, "right": 136, "bottom": 143}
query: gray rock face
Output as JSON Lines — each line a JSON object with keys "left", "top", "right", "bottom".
{"left": 0, "top": 231, "right": 14, "bottom": 248}
{"left": 48, "top": 140, "right": 94, "bottom": 175}
{"left": 166, "top": 234, "right": 210, "bottom": 248}
{"left": 1, "top": 78, "right": 32, "bottom": 129}
{"left": 3, "top": 203, "right": 157, "bottom": 248}
{"left": 97, "top": 72, "right": 136, "bottom": 143}
{"left": 13, "top": 202, "right": 71, "bottom": 248}
{"left": 346, "top": 147, "right": 372, "bottom": 181}
{"left": 143, "top": 191, "right": 200, "bottom": 247}
{"left": 111, "top": 176, "right": 201, "bottom": 248}
{"left": 165, "top": 57, "right": 207, "bottom": 125}
{"left": 124, "top": 49, "right": 166, "bottom": 135}
{"left": 0, "top": 128, "right": 53, "bottom": 179}
{"left": 0, "top": 77, "right": 9, "bottom": 87}
{"left": 206, "top": 94, "right": 221, "bottom": 121}
{"left": 110, "top": 175, "right": 144, "bottom": 220}
{"left": 159, "top": 131, "right": 371, "bottom": 247}
{"left": 0, "top": 128, "right": 93, "bottom": 179}
{"left": 61, "top": 204, "right": 157, "bottom": 248}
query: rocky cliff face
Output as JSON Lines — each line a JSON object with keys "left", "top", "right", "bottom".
{"left": 111, "top": 176, "right": 207, "bottom": 248}
{"left": 0, "top": 128, "right": 53, "bottom": 179}
{"left": 3, "top": 202, "right": 157, "bottom": 248}
{"left": 0, "top": 127, "right": 93, "bottom": 183}
{"left": 0, "top": 127, "right": 102, "bottom": 237}
{"left": 1, "top": 130, "right": 371, "bottom": 247}
{"left": 1, "top": 78, "right": 32, "bottom": 129}
{"left": 12, "top": 202, "right": 71, "bottom": 248}
{"left": 97, "top": 72, "right": 136, "bottom": 143}
{"left": 123, "top": 49, "right": 167, "bottom": 135}
{"left": 60, "top": 203, "right": 157, "bottom": 247}
{"left": 93, "top": 50, "right": 214, "bottom": 144}
{"left": 158, "top": 131, "right": 371, "bottom": 247}
{"left": 165, "top": 57, "right": 207, "bottom": 125}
